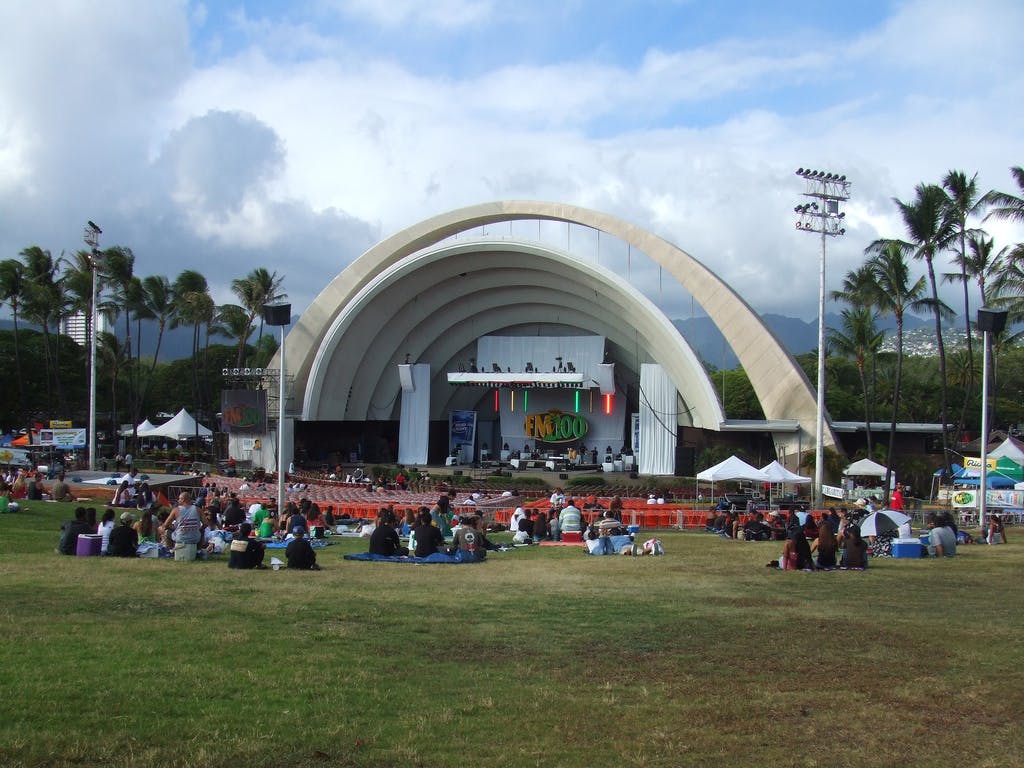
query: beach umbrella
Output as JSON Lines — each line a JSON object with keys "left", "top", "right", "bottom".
{"left": 859, "top": 510, "right": 911, "bottom": 537}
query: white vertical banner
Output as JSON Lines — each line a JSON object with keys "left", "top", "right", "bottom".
{"left": 398, "top": 363, "right": 430, "bottom": 465}
{"left": 638, "top": 364, "right": 676, "bottom": 476}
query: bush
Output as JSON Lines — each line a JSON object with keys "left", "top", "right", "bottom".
{"left": 567, "top": 475, "right": 604, "bottom": 488}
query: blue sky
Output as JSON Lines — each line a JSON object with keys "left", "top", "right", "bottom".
{"left": 0, "top": 0, "right": 1021, "bottom": 323}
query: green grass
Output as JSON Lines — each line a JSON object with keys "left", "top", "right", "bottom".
{"left": 1, "top": 502, "right": 1022, "bottom": 767}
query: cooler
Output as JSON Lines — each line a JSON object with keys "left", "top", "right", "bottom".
{"left": 892, "top": 538, "right": 922, "bottom": 559}
{"left": 76, "top": 533, "right": 103, "bottom": 557}
{"left": 562, "top": 531, "right": 583, "bottom": 543}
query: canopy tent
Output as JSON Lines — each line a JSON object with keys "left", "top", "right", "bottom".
{"left": 842, "top": 458, "right": 888, "bottom": 477}
{"left": 759, "top": 460, "right": 811, "bottom": 507}
{"left": 121, "top": 419, "right": 156, "bottom": 437}
{"left": 142, "top": 408, "right": 212, "bottom": 439}
{"left": 696, "top": 455, "right": 768, "bottom": 482}
{"left": 760, "top": 461, "right": 811, "bottom": 484}
{"left": 695, "top": 455, "right": 768, "bottom": 504}
{"left": 989, "top": 437, "right": 1024, "bottom": 465}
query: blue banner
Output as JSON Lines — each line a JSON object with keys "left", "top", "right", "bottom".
{"left": 449, "top": 410, "right": 477, "bottom": 464}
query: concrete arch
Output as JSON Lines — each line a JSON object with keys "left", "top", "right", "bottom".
{"left": 302, "top": 240, "right": 722, "bottom": 429}
{"left": 286, "top": 200, "right": 835, "bottom": 448}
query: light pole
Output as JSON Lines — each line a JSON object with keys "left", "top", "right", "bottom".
{"left": 794, "top": 168, "right": 851, "bottom": 507}
{"left": 263, "top": 303, "right": 291, "bottom": 515}
{"left": 83, "top": 221, "right": 102, "bottom": 471}
{"left": 977, "top": 307, "right": 1007, "bottom": 532}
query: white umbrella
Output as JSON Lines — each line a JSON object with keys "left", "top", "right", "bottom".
{"left": 859, "top": 510, "right": 911, "bottom": 537}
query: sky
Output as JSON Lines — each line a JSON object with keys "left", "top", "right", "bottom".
{"left": 1, "top": 0, "right": 1022, "bottom": 325}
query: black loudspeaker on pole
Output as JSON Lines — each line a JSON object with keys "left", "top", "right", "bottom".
{"left": 263, "top": 304, "right": 291, "bottom": 327}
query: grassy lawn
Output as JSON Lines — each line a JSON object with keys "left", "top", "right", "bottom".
{"left": 1, "top": 501, "right": 1021, "bottom": 767}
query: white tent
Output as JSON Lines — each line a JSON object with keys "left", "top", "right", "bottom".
{"left": 696, "top": 455, "right": 769, "bottom": 482}
{"left": 842, "top": 458, "right": 888, "bottom": 477}
{"left": 695, "top": 455, "right": 768, "bottom": 504}
{"left": 760, "top": 460, "right": 811, "bottom": 483}
{"left": 990, "top": 437, "right": 1024, "bottom": 465}
{"left": 120, "top": 419, "right": 156, "bottom": 437}
{"left": 760, "top": 460, "right": 811, "bottom": 506}
{"left": 143, "top": 408, "right": 212, "bottom": 439}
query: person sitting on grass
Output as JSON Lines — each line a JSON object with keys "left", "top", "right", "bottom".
{"left": 741, "top": 512, "right": 770, "bottom": 541}
{"left": 97, "top": 508, "right": 116, "bottom": 554}
{"left": 780, "top": 527, "right": 814, "bottom": 570}
{"left": 286, "top": 526, "right": 320, "bottom": 570}
{"left": 840, "top": 525, "right": 868, "bottom": 569}
{"left": 450, "top": 514, "right": 489, "bottom": 561}
{"left": 228, "top": 523, "right": 266, "bottom": 569}
{"left": 811, "top": 518, "right": 838, "bottom": 569}
{"left": 987, "top": 513, "right": 1007, "bottom": 545}
{"left": 926, "top": 512, "right": 957, "bottom": 557}
{"left": 412, "top": 508, "right": 445, "bottom": 557}
{"left": 56, "top": 507, "right": 93, "bottom": 555}
{"left": 558, "top": 499, "right": 583, "bottom": 539}
{"left": 369, "top": 508, "right": 409, "bottom": 557}
{"left": 106, "top": 511, "right": 139, "bottom": 557}
{"left": 512, "top": 509, "right": 534, "bottom": 544}
{"left": 48, "top": 471, "right": 74, "bottom": 503}
{"left": 135, "top": 510, "right": 158, "bottom": 544}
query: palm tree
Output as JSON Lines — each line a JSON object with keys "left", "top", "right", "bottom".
{"left": 216, "top": 303, "right": 254, "bottom": 364}
{"left": 864, "top": 238, "right": 932, "bottom": 496}
{"left": 19, "top": 246, "right": 67, "bottom": 411}
{"left": 230, "top": 267, "right": 287, "bottom": 365}
{"left": 171, "top": 270, "right": 211, "bottom": 429}
{"left": 891, "top": 183, "right": 955, "bottom": 476}
{"left": 0, "top": 259, "right": 27, "bottom": 414}
{"left": 828, "top": 306, "right": 883, "bottom": 454}
{"left": 942, "top": 171, "right": 986, "bottom": 420}
{"left": 983, "top": 166, "right": 1024, "bottom": 262}
{"left": 136, "top": 274, "right": 176, "bottom": 414}
{"left": 96, "top": 331, "right": 128, "bottom": 441}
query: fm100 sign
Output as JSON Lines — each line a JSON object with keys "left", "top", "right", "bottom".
{"left": 524, "top": 410, "right": 588, "bottom": 443}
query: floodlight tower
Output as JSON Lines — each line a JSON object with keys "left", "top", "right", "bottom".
{"left": 83, "top": 221, "right": 102, "bottom": 471}
{"left": 794, "top": 169, "right": 851, "bottom": 507}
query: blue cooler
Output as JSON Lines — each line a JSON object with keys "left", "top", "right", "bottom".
{"left": 892, "top": 538, "right": 922, "bottom": 558}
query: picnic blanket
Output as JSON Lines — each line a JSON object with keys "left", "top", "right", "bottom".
{"left": 264, "top": 539, "right": 333, "bottom": 549}
{"left": 344, "top": 550, "right": 484, "bottom": 564}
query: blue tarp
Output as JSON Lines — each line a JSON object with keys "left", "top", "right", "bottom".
{"left": 344, "top": 550, "right": 485, "bottom": 564}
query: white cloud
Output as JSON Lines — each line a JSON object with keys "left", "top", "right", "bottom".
{"left": 325, "top": 0, "right": 496, "bottom": 29}
{"left": 0, "top": 0, "right": 1022, "bottom": 325}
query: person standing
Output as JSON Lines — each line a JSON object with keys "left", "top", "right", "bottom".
{"left": 160, "top": 491, "right": 203, "bottom": 560}
{"left": 889, "top": 485, "right": 905, "bottom": 512}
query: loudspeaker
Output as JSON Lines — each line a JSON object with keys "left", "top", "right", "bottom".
{"left": 595, "top": 363, "right": 615, "bottom": 395}
{"left": 559, "top": 473, "right": 568, "bottom": 480}
{"left": 977, "top": 307, "right": 1008, "bottom": 334}
{"left": 453, "top": 470, "right": 462, "bottom": 476}
{"left": 262, "top": 303, "right": 291, "bottom": 327}
{"left": 398, "top": 364, "right": 415, "bottom": 392}
{"left": 675, "top": 446, "right": 696, "bottom": 477}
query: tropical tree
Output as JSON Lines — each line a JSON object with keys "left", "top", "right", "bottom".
{"left": 890, "top": 183, "right": 955, "bottom": 475}
{"left": 19, "top": 246, "right": 67, "bottom": 412}
{"left": 216, "top": 303, "right": 254, "bottom": 365}
{"left": 135, "top": 274, "right": 176, "bottom": 415}
{"left": 828, "top": 306, "right": 883, "bottom": 453}
{"left": 171, "top": 270, "right": 212, "bottom": 431}
{"left": 942, "top": 170, "right": 986, "bottom": 419}
{"left": 0, "top": 259, "right": 27, "bottom": 414}
{"left": 864, "top": 238, "right": 932, "bottom": 495}
{"left": 96, "top": 331, "right": 128, "bottom": 440}
{"left": 229, "top": 267, "right": 287, "bottom": 366}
